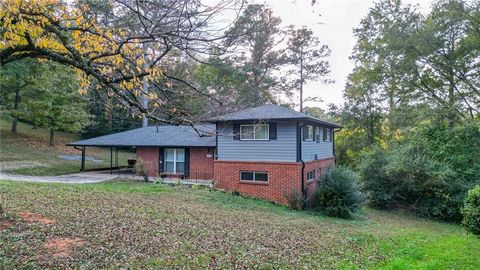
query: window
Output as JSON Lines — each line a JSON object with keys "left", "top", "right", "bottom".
{"left": 316, "top": 127, "right": 321, "bottom": 142}
{"left": 240, "top": 171, "right": 269, "bottom": 182}
{"left": 304, "top": 125, "right": 314, "bottom": 141}
{"left": 323, "top": 128, "right": 332, "bottom": 142}
{"left": 164, "top": 148, "right": 185, "bottom": 174}
{"left": 307, "top": 170, "right": 315, "bottom": 181}
{"left": 240, "top": 124, "right": 269, "bottom": 140}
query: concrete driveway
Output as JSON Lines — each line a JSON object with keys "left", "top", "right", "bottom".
{"left": 0, "top": 170, "right": 133, "bottom": 184}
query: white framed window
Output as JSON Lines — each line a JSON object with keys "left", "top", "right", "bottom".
{"left": 240, "top": 124, "right": 269, "bottom": 140}
{"left": 240, "top": 171, "right": 269, "bottom": 182}
{"left": 165, "top": 148, "right": 185, "bottom": 174}
{"left": 316, "top": 127, "right": 321, "bottom": 142}
{"left": 304, "top": 125, "right": 314, "bottom": 141}
{"left": 323, "top": 128, "right": 332, "bottom": 142}
{"left": 307, "top": 170, "right": 315, "bottom": 181}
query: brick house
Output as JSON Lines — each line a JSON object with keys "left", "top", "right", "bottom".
{"left": 69, "top": 104, "right": 342, "bottom": 205}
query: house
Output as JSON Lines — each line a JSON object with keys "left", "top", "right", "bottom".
{"left": 68, "top": 104, "right": 342, "bottom": 204}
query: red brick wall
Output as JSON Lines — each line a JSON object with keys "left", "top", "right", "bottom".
{"left": 213, "top": 160, "right": 302, "bottom": 204}
{"left": 137, "top": 147, "right": 214, "bottom": 178}
{"left": 190, "top": 148, "right": 214, "bottom": 179}
{"left": 304, "top": 158, "right": 335, "bottom": 202}
{"left": 136, "top": 147, "right": 159, "bottom": 176}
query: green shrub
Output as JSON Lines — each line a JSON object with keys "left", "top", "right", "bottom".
{"left": 385, "top": 143, "right": 460, "bottom": 220}
{"left": 358, "top": 147, "right": 393, "bottom": 208}
{"left": 358, "top": 142, "right": 462, "bottom": 221}
{"left": 461, "top": 185, "right": 480, "bottom": 237}
{"left": 284, "top": 189, "right": 304, "bottom": 210}
{"left": 134, "top": 158, "right": 149, "bottom": 182}
{"left": 311, "top": 166, "right": 365, "bottom": 218}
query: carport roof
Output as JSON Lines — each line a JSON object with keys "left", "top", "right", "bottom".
{"left": 67, "top": 124, "right": 216, "bottom": 147}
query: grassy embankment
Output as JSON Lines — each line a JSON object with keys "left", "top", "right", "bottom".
{"left": 0, "top": 115, "right": 134, "bottom": 176}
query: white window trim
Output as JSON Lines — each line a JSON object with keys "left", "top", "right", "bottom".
{"left": 324, "top": 128, "right": 332, "bottom": 142}
{"left": 240, "top": 171, "right": 269, "bottom": 182}
{"left": 164, "top": 148, "right": 185, "bottom": 174}
{"left": 239, "top": 124, "right": 269, "bottom": 141}
{"left": 307, "top": 170, "right": 315, "bottom": 181}
{"left": 305, "top": 125, "right": 314, "bottom": 141}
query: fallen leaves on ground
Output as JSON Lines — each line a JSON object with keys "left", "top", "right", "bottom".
{"left": 0, "top": 180, "right": 473, "bottom": 269}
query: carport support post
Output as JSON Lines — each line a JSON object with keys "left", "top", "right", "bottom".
{"left": 115, "top": 148, "right": 118, "bottom": 166}
{"left": 81, "top": 146, "right": 85, "bottom": 171}
{"left": 110, "top": 147, "right": 113, "bottom": 175}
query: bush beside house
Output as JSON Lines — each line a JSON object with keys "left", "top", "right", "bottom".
{"left": 462, "top": 185, "right": 480, "bottom": 237}
{"left": 310, "top": 166, "right": 365, "bottom": 218}
{"left": 134, "top": 158, "right": 149, "bottom": 182}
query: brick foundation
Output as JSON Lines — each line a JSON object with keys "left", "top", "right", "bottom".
{"left": 213, "top": 160, "right": 303, "bottom": 204}
{"left": 136, "top": 147, "right": 159, "bottom": 177}
{"left": 304, "top": 158, "right": 335, "bottom": 203}
{"left": 136, "top": 146, "right": 335, "bottom": 206}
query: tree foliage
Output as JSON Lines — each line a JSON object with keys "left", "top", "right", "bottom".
{"left": 338, "top": 0, "right": 480, "bottom": 223}
{"left": 282, "top": 26, "right": 331, "bottom": 111}
{"left": 461, "top": 185, "right": 480, "bottom": 237}
{"left": 0, "top": 0, "right": 242, "bottom": 126}
{"left": 16, "top": 61, "right": 93, "bottom": 145}
{"left": 358, "top": 121, "right": 479, "bottom": 222}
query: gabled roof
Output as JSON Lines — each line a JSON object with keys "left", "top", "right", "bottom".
{"left": 68, "top": 124, "right": 216, "bottom": 147}
{"left": 208, "top": 104, "right": 342, "bottom": 128}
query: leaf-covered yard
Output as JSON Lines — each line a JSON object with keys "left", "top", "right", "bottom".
{"left": 1, "top": 180, "right": 479, "bottom": 269}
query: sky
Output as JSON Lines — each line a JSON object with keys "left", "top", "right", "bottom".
{"left": 252, "top": 0, "right": 434, "bottom": 109}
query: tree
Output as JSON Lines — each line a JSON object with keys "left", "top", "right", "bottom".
{"left": 225, "top": 4, "right": 285, "bottom": 107}
{"left": 19, "top": 62, "right": 92, "bottom": 146}
{"left": 283, "top": 26, "right": 331, "bottom": 112}
{"left": 0, "top": 59, "right": 36, "bottom": 133}
{"left": 193, "top": 57, "right": 245, "bottom": 112}
{"left": 408, "top": 0, "right": 480, "bottom": 125}
{"left": 0, "top": 0, "right": 242, "bottom": 127}
{"left": 346, "top": 0, "right": 479, "bottom": 130}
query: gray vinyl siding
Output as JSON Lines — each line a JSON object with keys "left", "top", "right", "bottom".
{"left": 217, "top": 122, "right": 297, "bottom": 162}
{"left": 301, "top": 127, "right": 334, "bottom": 161}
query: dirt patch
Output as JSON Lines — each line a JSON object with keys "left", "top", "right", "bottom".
{"left": 42, "top": 237, "right": 84, "bottom": 258}
{"left": 17, "top": 211, "right": 56, "bottom": 225}
{"left": 0, "top": 219, "right": 15, "bottom": 230}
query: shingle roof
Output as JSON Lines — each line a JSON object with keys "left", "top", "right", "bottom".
{"left": 208, "top": 104, "right": 342, "bottom": 128}
{"left": 68, "top": 124, "right": 216, "bottom": 147}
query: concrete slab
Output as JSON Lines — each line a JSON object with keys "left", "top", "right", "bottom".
{"left": 0, "top": 171, "right": 122, "bottom": 184}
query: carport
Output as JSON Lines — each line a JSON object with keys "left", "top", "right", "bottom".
{"left": 66, "top": 145, "right": 122, "bottom": 174}
{"left": 67, "top": 124, "right": 216, "bottom": 177}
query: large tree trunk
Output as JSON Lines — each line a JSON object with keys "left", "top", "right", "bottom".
{"left": 11, "top": 118, "right": 17, "bottom": 134}
{"left": 299, "top": 53, "right": 304, "bottom": 113}
{"left": 11, "top": 73, "right": 21, "bottom": 133}
{"left": 49, "top": 129, "right": 55, "bottom": 146}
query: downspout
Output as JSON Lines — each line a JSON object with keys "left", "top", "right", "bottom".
{"left": 333, "top": 128, "right": 343, "bottom": 164}
{"left": 215, "top": 122, "right": 218, "bottom": 160}
{"left": 296, "top": 121, "right": 306, "bottom": 206}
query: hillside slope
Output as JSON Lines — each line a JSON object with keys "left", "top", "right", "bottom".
{"left": 0, "top": 115, "right": 134, "bottom": 176}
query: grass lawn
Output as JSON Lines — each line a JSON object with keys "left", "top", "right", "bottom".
{"left": 0, "top": 116, "right": 135, "bottom": 176}
{"left": 1, "top": 180, "right": 478, "bottom": 269}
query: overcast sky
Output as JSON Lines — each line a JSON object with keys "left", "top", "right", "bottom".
{"left": 251, "top": 0, "right": 433, "bottom": 109}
